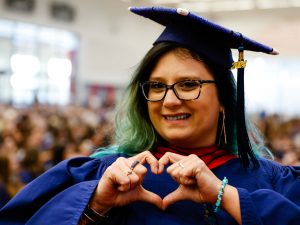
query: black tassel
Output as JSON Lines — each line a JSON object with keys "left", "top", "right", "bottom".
{"left": 236, "top": 46, "right": 258, "bottom": 168}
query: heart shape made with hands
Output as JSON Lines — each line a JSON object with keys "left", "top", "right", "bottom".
{"left": 95, "top": 151, "right": 220, "bottom": 212}
{"left": 119, "top": 151, "right": 219, "bottom": 210}
{"left": 95, "top": 152, "right": 241, "bottom": 224}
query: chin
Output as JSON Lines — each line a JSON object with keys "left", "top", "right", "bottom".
{"left": 164, "top": 135, "right": 192, "bottom": 146}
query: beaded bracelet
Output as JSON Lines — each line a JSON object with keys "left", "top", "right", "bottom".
{"left": 214, "top": 176, "right": 228, "bottom": 213}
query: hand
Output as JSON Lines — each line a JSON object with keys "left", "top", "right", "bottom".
{"left": 159, "top": 152, "right": 222, "bottom": 210}
{"left": 90, "top": 151, "right": 162, "bottom": 213}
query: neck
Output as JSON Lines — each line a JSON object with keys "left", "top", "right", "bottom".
{"left": 167, "top": 143, "right": 217, "bottom": 150}
{"left": 153, "top": 144, "right": 237, "bottom": 169}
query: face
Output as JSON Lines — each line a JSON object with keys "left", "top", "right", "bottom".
{"left": 147, "top": 49, "right": 222, "bottom": 148}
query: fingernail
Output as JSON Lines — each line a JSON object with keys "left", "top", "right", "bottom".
{"left": 160, "top": 164, "right": 165, "bottom": 174}
{"left": 151, "top": 165, "right": 156, "bottom": 174}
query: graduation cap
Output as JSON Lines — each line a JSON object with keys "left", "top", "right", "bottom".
{"left": 129, "top": 6, "right": 279, "bottom": 167}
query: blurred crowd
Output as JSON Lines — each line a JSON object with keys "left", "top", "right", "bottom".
{"left": 1, "top": 104, "right": 300, "bottom": 208}
{"left": 253, "top": 112, "right": 300, "bottom": 166}
{"left": 0, "top": 103, "right": 115, "bottom": 208}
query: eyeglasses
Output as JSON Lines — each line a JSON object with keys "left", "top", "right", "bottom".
{"left": 140, "top": 79, "right": 215, "bottom": 102}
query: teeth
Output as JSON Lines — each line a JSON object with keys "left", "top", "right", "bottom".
{"left": 166, "top": 115, "right": 189, "bottom": 120}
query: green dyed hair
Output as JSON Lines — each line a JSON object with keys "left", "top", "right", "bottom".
{"left": 113, "top": 42, "right": 269, "bottom": 158}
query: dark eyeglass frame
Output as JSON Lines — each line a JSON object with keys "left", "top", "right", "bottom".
{"left": 140, "top": 79, "right": 215, "bottom": 102}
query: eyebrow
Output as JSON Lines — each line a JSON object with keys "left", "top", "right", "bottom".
{"left": 149, "top": 75, "right": 202, "bottom": 82}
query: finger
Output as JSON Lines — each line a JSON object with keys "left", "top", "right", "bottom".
{"left": 131, "top": 163, "right": 147, "bottom": 177}
{"left": 177, "top": 155, "right": 206, "bottom": 185}
{"left": 177, "top": 163, "right": 197, "bottom": 186}
{"left": 129, "top": 160, "right": 140, "bottom": 170}
{"left": 166, "top": 160, "right": 187, "bottom": 174}
{"left": 137, "top": 186, "right": 163, "bottom": 209}
{"left": 158, "top": 152, "right": 185, "bottom": 174}
{"left": 105, "top": 164, "right": 131, "bottom": 192}
{"left": 162, "top": 186, "right": 186, "bottom": 210}
{"left": 117, "top": 159, "right": 143, "bottom": 190}
{"left": 113, "top": 158, "right": 138, "bottom": 191}
{"left": 121, "top": 158, "right": 149, "bottom": 188}
{"left": 165, "top": 161, "right": 195, "bottom": 186}
{"left": 166, "top": 161, "right": 183, "bottom": 179}
{"left": 134, "top": 151, "right": 159, "bottom": 174}
{"left": 130, "top": 163, "right": 147, "bottom": 186}
{"left": 166, "top": 158, "right": 191, "bottom": 176}
{"left": 116, "top": 157, "right": 133, "bottom": 176}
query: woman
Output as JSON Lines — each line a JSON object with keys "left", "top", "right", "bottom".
{"left": 1, "top": 6, "right": 300, "bottom": 225}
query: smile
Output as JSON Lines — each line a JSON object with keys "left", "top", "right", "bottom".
{"left": 164, "top": 114, "right": 190, "bottom": 120}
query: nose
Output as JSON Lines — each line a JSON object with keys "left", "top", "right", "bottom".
{"left": 162, "top": 88, "right": 181, "bottom": 107}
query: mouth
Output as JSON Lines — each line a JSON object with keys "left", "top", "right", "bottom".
{"left": 163, "top": 114, "right": 191, "bottom": 121}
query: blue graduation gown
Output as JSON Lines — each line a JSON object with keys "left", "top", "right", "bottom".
{"left": 0, "top": 154, "right": 300, "bottom": 225}
{"left": 0, "top": 184, "right": 10, "bottom": 209}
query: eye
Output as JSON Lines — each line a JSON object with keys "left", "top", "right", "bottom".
{"left": 149, "top": 82, "right": 165, "bottom": 91}
{"left": 178, "top": 80, "right": 199, "bottom": 90}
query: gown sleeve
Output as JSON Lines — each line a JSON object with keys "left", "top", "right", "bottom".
{"left": 0, "top": 156, "right": 110, "bottom": 225}
{"left": 237, "top": 160, "right": 300, "bottom": 225}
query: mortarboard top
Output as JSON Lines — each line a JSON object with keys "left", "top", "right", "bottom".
{"left": 129, "top": 6, "right": 279, "bottom": 69}
{"left": 129, "top": 6, "right": 279, "bottom": 167}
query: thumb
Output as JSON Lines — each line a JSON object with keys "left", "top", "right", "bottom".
{"left": 137, "top": 186, "right": 163, "bottom": 209}
{"left": 162, "top": 186, "right": 185, "bottom": 210}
